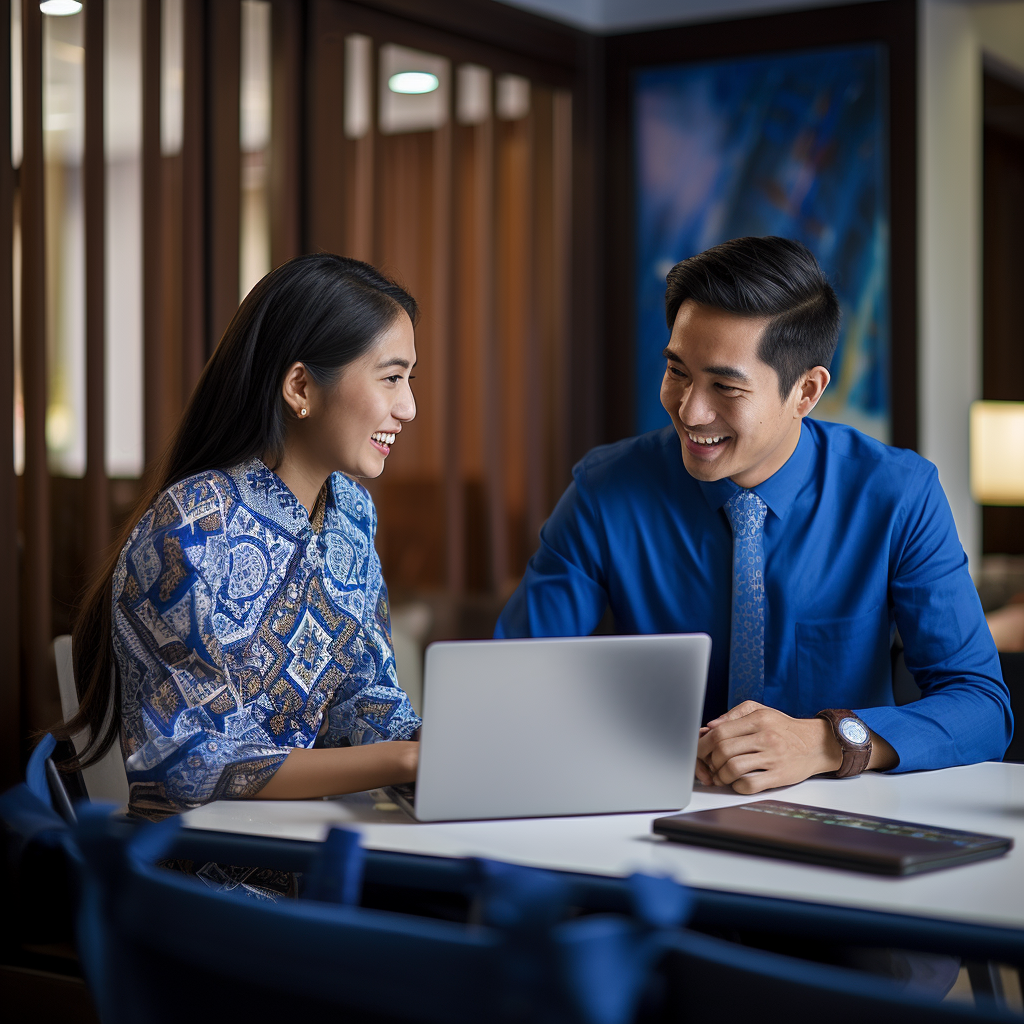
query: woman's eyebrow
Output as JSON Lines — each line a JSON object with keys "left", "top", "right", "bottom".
{"left": 374, "top": 357, "right": 417, "bottom": 370}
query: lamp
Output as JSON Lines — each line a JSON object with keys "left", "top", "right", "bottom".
{"left": 388, "top": 72, "right": 439, "bottom": 95}
{"left": 40, "top": 1, "right": 82, "bottom": 14}
{"left": 970, "top": 400, "right": 1024, "bottom": 504}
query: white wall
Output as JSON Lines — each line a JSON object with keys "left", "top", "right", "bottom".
{"left": 918, "top": 0, "right": 1024, "bottom": 572}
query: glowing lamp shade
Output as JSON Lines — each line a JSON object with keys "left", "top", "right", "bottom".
{"left": 388, "top": 72, "right": 439, "bottom": 95}
{"left": 40, "top": 0, "right": 83, "bottom": 14}
{"left": 970, "top": 400, "right": 1024, "bottom": 505}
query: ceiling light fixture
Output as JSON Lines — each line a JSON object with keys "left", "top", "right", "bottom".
{"left": 40, "top": 0, "right": 83, "bottom": 15}
{"left": 388, "top": 72, "right": 439, "bottom": 95}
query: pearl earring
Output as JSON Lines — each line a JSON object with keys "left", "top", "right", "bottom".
{"left": 300, "top": 408, "right": 308, "bottom": 418}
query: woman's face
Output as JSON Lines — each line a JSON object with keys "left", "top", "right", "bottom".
{"left": 314, "top": 312, "right": 417, "bottom": 479}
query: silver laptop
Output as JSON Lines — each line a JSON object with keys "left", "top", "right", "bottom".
{"left": 386, "top": 633, "right": 711, "bottom": 822}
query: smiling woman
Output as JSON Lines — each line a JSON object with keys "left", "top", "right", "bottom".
{"left": 54, "top": 254, "right": 423, "bottom": 818}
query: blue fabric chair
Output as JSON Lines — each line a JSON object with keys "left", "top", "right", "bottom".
{"left": 72, "top": 803, "right": 693, "bottom": 1024}
{"left": 70, "top": 805, "right": 1019, "bottom": 1024}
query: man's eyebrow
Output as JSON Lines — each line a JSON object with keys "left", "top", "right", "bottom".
{"left": 703, "top": 364, "right": 752, "bottom": 384}
{"left": 374, "top": 357, "right": 416, "bottom": 370}
{"left": 661, "top": 348, "right": 682, "bottom": 363}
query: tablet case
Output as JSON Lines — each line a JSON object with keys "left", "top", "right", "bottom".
{"left": 652, "top": 799, "right": 1013, "bottom": 875}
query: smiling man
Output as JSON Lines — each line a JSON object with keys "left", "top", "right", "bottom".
{"left": 496, "top": 236, "right": 1012, "bottom": 791}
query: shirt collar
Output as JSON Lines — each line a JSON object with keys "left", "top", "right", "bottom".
{"left": 697, "top": 420, "right": 816, "bottom": 520}
{"left": 227, "top": 458, "right": 334, "bottom": 537}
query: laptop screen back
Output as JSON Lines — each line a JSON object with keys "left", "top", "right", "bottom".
{"left": 413, "top": 634, "right": 711, "bottom": 822}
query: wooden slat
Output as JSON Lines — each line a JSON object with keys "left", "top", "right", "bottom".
{"left": 351, "top": 41, "right": 377, "bottom": 264}
{"left": 477, "top": 84, "right": 508, "bottom": 592}
{"left": 305, "top": 0, "right": 346, "bottom": 254}
{"left": 551, "top": 90, "right": 572, "bottom": 494}
{"left": 523, "top": 86, "right": 545, "bottom": 544}
{"left": 0, "top": 0, "right": 18, "bottom": 784}
{"left": 84, "top": 0, "right": 109, "bottom": 569}
{"left": 20, "top": 0, "right": 55, "bottom": 731}
{"left": 433, "top": 76, "right": 462, "bottom": 592}
{"left": 207, "top": 0, "right": 241, "bottom": 350}
{"left": 141, "top": 0, "right": 163, "bottom": 467}
{"left": 270, "top": 0, "right": 303, "bottom": 266}
{"left": 181, "top": 0, "right": 206, "bottom": 394}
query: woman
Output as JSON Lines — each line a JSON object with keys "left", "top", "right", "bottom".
{"left": 60, "top": 254, "right": 421, "bottom": 819}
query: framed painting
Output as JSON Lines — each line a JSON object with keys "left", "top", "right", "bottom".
{"left": 633, "top": 44, "right": 891, "bottom": 441}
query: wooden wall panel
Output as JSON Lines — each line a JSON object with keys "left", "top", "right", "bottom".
{"left": 306, "top": 0, "right": 347, "bottom": 254}
{"left": 0, "top": 0, "right": 17, "bottom": 784}
{"left": 84, "top": 0, "right": 108, "bottom": 566}
{"left": 432, "top": 99, "right": 463, "bottom": 592}
{"left": 476, "top": 99, "right": 508, "bottom": 592}
{"left": 496, "top": 114, "right": 531, "bottom": 576}
{"left": 20, "top": 0, "right": 55, "bottom": 731}
{"left": 270, "top": 0, "right": 304, "bottom": 266}
{"left": 142, "top": 0, "right": 164, "bottom": 464}
{"left": 181, "top": 0, "right": 206, "bottom": 397}
{"left": 207, "top": 0, "right": 241, "bottom": 350}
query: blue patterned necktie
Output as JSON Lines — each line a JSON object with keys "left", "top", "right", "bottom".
{"left": 723, "top": 488, "right": 768, "bottom": 707}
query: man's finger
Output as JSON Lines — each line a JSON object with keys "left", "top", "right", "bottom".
{"left": 712, "top": 751, "right": 769, "bottom": 786}
{"left": 706, "top": 733, "right": 765, "bottom": 773}
{"left": 705, "top": 700, "right": 766, "bottom": 729}
{"left": 730, "top": 768, "right": 784, "bottom": 795}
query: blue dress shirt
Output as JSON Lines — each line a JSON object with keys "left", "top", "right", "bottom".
{"left": 113, "top": 459, "right": 421, "bottom": 818}
{"left": 496, "top": 420, "right": 1012, "bottom": 772}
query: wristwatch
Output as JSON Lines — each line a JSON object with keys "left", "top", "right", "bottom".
{"left": 815, "top": 709, "right": 872, "bottom": 778}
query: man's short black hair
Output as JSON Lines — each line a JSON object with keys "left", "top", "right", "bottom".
{"left": 664, "top": 236, "right": 841, "bottom": 398}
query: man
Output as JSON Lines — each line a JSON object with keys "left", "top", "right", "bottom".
{"left": 497, "top": 236, "right": 1011, "bottom": 792}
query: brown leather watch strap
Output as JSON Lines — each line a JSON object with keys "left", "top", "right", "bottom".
{"left": 816, "top": 709, "right": 872, "bottom": 778}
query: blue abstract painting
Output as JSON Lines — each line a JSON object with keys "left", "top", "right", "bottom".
{"left": 634, "top": 45, "right": 890, "bottom": 440}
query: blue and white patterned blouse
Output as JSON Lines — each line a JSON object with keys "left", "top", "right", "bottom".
{"left": 112, "top": 458, "right": 421, "bottom": 818}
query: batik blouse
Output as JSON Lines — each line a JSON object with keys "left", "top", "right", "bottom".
{"left": 112, "top": 458, "right": 421, "bottom": 819}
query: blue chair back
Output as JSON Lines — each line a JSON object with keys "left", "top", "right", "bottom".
{"left": 72, "top": 805, "right": 691, "bottom": 1024}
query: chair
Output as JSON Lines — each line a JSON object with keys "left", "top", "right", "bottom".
{"left": 53, "top": 635, "right": 130, "bottom": 806}
{"left": 71, "top": 805, "right": 692, "bottom": 1024}
{"left": 69, "top": 806, "right": 1016, "bottom": 1024}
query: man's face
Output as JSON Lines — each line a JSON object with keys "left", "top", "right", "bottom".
{"left": 660, "top": 300, "right": 813, "bottom": 489}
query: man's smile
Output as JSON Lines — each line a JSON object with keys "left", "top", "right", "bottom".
{"left": 683, "top": 430, "right": 731, "bottom": 457}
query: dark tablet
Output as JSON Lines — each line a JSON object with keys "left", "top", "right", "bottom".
{"left": 652, "top": 800, "right": 1013, "bottom": 876}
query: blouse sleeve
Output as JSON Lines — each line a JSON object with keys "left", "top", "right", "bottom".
{"left": 321, "top": 486, "right": 422, "bottom": 747}
{"left": 113, "top": 489, "right": 288, "bottom": 817}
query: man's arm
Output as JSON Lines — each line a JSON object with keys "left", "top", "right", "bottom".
{"left": 854, "top": 461, "right": 1012, "bottom": 771}
{"left": 496, "top": 475, "right": 609, "bottom": 638}
{"left": 698, "top": 460, "right": 1011, "bottom": 792}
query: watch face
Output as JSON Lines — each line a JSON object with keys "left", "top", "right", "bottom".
{"left": 839, "top": 717, "right": 869, "bottom": 746}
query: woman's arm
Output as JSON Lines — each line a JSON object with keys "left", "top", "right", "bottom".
{"left": 254, "top": 741, "right": 418, "bottom": 800}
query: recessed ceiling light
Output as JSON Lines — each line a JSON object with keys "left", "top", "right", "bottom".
{"left": 40, "top": 0, "right": 83, "bottom": 15}
{"left": 388, "top": 72, "right": 439, "bottom": 95}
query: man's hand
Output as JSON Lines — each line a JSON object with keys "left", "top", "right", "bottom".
{"left": 695, "top": 701, "right": 843, "bottom": 794}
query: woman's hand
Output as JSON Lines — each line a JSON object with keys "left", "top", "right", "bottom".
{"left": 256, "top": 740, "right": 419, "bottom": 800}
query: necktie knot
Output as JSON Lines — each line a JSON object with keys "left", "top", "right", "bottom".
{"left": 724, "top": 489, "right": 767, "bottom": 539}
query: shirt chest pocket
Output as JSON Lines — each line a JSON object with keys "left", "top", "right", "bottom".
{"left": 795, "top": 604, "right": 891, "bottom": 717}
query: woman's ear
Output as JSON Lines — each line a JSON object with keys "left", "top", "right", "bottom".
{"left": 281, "top": 362, "right": 312, "bottom": 419}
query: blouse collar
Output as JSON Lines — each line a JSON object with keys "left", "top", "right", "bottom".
{"left": 226, "top": 458, "right": 335, "bottom": 537}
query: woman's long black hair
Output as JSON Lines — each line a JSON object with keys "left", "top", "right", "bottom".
{"left": 55, "top": 253, "right": 418, "bottom": 770}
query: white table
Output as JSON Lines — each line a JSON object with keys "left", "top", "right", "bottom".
{"left": 182, "top": 761, "right": 1024, "bottom": 933}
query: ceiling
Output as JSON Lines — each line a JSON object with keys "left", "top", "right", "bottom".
{"left": 494, "top": 0, "right": 881, "bottom": 33}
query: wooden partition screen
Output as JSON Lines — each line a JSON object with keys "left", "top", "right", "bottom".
{"left": 0, "top": 0, "right": 599, "bottom": 784}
